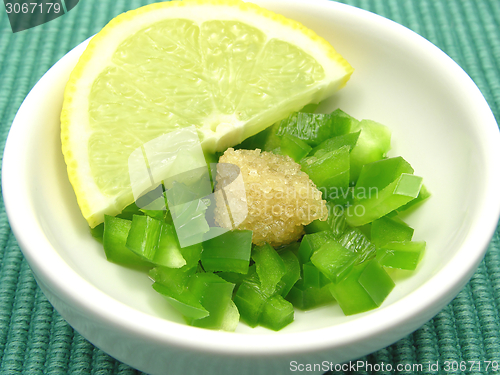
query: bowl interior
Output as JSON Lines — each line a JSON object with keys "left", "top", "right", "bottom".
{"left": 6, "top": 0, "right": 500, "bottom": 346}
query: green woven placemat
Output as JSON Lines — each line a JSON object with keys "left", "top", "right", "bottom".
{"left": 0, "top": 0, "right": 499, "bottom": 374}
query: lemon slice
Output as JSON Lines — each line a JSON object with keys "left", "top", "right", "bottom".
{"left": 61, "top": 0, "right": 353, "bottom": 227}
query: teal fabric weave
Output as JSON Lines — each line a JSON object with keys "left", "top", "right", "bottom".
{"left": 0, "top": 1, "right": 499, "bottom": 374}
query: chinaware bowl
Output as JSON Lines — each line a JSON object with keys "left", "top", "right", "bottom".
{"left": 3, "top": 0, "right": 500, "bottom": 374}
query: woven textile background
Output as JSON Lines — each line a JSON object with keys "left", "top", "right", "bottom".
{"left": 0, "top": 0, "right": 499, "bottom": 374}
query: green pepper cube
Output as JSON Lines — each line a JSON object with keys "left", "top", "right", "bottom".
{"left": 300, "top": 145, "right": 350, "bottom": 194}
{"left": 393, "top": 184, "right": 431, "bottom": 214}
{"left": 329, "top": 108, "right": 359, "bottom": 135}
{"left": 301, "top": 261, "right": 331, "bottom": 288}
{"left": 326, "top": 203, "right": 349, "bottom": 237}
{"left": 338, "top": 228, "right": 376, "bottom": 264}
{"left": 125, "top": 215, "right": 162, "bottom": 260}
{"left": 355, "top": 157, "right": 414, "bottom": 193}
{"left": 149, "top": 266, "right": 195, "bottom": 294}
{"left": 90, "top": 223, "right": 104, "bottom": 243}
{"left": 139, "top": 191, "right": 169, "bottom": 221}
{"left": 346, "top": 173, "right": 423, "bottom": 227}
{"left": 311, "top": 131, "right": 360, "bottom": 158}
{"left": 103, "top": 215, "right": 152, "bottom": 269}
{"left": 371, "top": 216, "right": 414, "bottom": 248}
{"left": 304, "top": 219, "right": 330, "bottom": 234}
{"left": 252, "top": 243, "right": 286, "bottom": 295}
{"left": 358, "top": 259, "right": 395, "bottom": 306}
{"left": 277, "top": 111, "right": 353, "bottom": 147}
{"left": 235, "top": 120, "right": 281, "bottom": 152}
{"left": 286, "top": 283, "right": 335, "bottom": 311}
{"left": 117, "top": 201, "right": 143, "bottom": 220}
{"left": 297, "top": 231, "right": 335, "bottom": 264}
{"left": 330, "top": 259, "right": 394, "bottom": 315}
{"left": 217, "top": 264, "right": 255, "bottom": 287}
{"left": 349, "top": 119, "right": 392, "bottom": 184}
{"left": 377, "top": 241, "right": 426, "bottom": 270}
{"left": 153, "top": 224, "right": 186, "bottom": 268}
{"left": 259, "top": 295, "right": 295, "bottom": 331}
{"left": 155, "top": 223, "right": 202, "bottom": 269}
{"left": 152, "top": 282, "right": 208, "bottom": 320}
{"left": 305, "top": 203, "right": 348, "bottom": 237}
{"left": 166, "top": 181, "right": 211, "bottom": 247}
{"left": 302, "top": 262, "right": 321, "bottom": 288}
{"left": 299, "top": 103, "right": 319, "bottom": 113}
{"left": 310, "top": 241, "right": 357, "bottom": 282}
{"left": 187, "top": 273, "right": 236, "bottom": 329}
{"left": 201, "top": 230, "right": 252, "bottom": 274}
{"left": 233, "top": 273, "right": 269, "bottom": 327}
{"left": 280, "top": 134, "right": 312, "bottom": 162}
{"left": 276, "top": 250, "right": 301, "bottom": 297}
{"left": 219, "top": 300, "right": 240, "bottom": 332}
{"left": 140, "top": 208, "right": 167, "bottom": 221}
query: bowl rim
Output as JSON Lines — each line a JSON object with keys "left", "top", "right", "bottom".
{"left": 3, "top": 0, "right": 500, "bottom": 357}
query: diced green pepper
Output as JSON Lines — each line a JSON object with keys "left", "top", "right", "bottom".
{"left": 277, "top": 111, "right": 352, "bottom": 147}
{"left": 90, "top": 223, "right": 104, "bottom": 243}
{"left": 286, "top": 283, "right": 335, "bottom": 311}
{"left": 310, "top": 240, "right": 357, "bottom": 282}
{"left": 305, "top": 203, "right": 348, "bottom": 236}
{"left": 219, "top": 299, "right": 240, "bottom": 332}
{"left": 139, "top": 191, "right": 169, "bottom": 221}
{"left": 274, "top": 240, "right": 301, "bottom": 255}
{"left": 371, "top": 216, "right": 414, "bottom": 248}
{"left": 329, "top": 258, "right": 394, "bottom": 315}
{"left": 235, "top": 120, "right": 281, "bottom": 152}
{"left": 280, "top": 134, "right": 312, "bottom": 162}
{"left": 311, "top": 131, "right": 360, "bottom": 158}
{"left": 327, "top": 203, "right": 349, "bottom": 237}
{"left": 233, "top": 273, "right": 269, "bottom": 327}
{"left": 300, "top": 146, "right": 350, "bottom": 194}
{"left": 302, "top": 262, "right": 321, "bottom": 289}
{"left": 252, "top": 243, "right": 286, "bottom": 295}
{"left": 117, "top": 201, "right": 143, "bottom": 220}
{"left": 187, "top": 273, "right": 236, "bottom": 329}
{"left": 346, "top": 174, "right": 423, "bottom": 227}
{"left": 349, "top": 119, "right": 391, "bottom": 183}
{"left": 276, "top": 250, "right": 301, "bottom": 297}
{"left": 357, "top": 259, "right": 395, "bottom": 305}
{"left": 259, "top": 295, "right": 294, "bottom": 331}
{"left": 152, "top": 282, "right": 209, "bottom": 320}
{"left": 166, "top": 181, "right": 211, "bottom": 247}
{"left": 154, "top": 224, "right": 187, "bottom": 268}
{"left": 297, "top": 231, "right": 335, "bottom": 264}
{"left": 357, "top": 223, "right": 372, "bottom": 239}
{"left": 200, "top": 230, "right": 253, "bottom": 274}
{"left": 338, "top": 228, "right": 376, "bottom": 264}
{"left": 355, "top": 157, "right": 414, "bottom": 193}
{"left": 376, "top": 241, "right": 426, "bottom": 270}
{"left": 124, "top": 216, "right": 202, "bottom": 268}
{"left": 217, "top": 265, "right": 255, "bottom": 288}
{"left": 392, "top": 184, "right": 431, "bottom": 214}
{"left": 149, "top": 266, "right": 195, "bottom": 293}
{"left": 151, "top": 268, "right": 207, "bottom": 320}
{"left": 304, "top": 219, "right": 329, "bottom": 234}
{"left": 102, "top": 215, "right": 152, "bottom": 269}
{"left": 140, "top": 208, "right": 167, "bottom": 221}
{"left": 301, "top": 261, "right": 331, "bottom": 288}
{"left": 299, "top": 103, "right": 319, "bottom": 113}
{"left": 126, "top": 215, "right": 162, "bottom": 260}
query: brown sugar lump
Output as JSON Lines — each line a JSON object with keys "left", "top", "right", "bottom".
{"left": 214, "top": 148, "right": 328, "bottom": 246}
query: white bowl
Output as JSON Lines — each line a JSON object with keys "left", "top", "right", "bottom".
{"left": 3, "top": 0, "right": 500, "bottom": 374}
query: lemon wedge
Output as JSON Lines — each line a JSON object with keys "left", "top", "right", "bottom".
{"left": 61, "top": 0, "right": 353, "bottom": 227}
